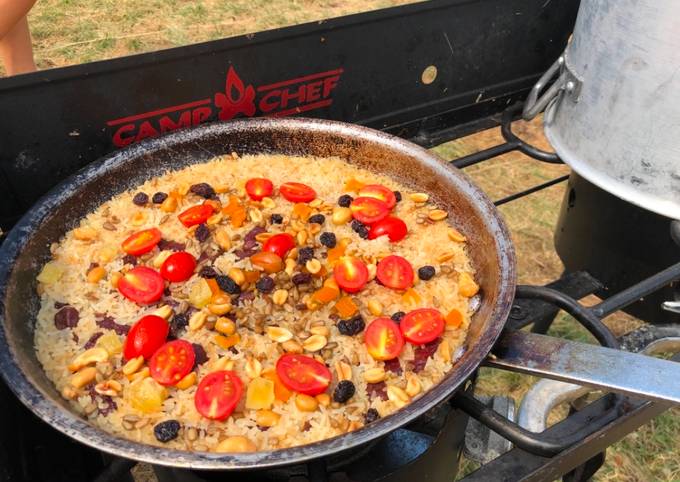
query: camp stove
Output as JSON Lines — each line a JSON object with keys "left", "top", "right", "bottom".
{"left": 2, "top": 0, "right": 680, "bottom": 481}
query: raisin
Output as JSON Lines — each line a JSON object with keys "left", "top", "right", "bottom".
{"left": 192, "top": 343, "right": 208, "bottom": 367}
{"left": 391, "top": 311, "right": 406, "bottom": 323}
{"left": 195, "top": 223, "right": 210, "bottom": 242}
{"left": 189, "top": 183, "right": 216, "bottom": 199}
{"left": 308, "top": 214, "right": 325, "bottom": 225}
{"left": 351, "top": 219, "right": 369, "bottom": 239}
{"left": 270, "top": 213, "right": 283, "bottom": 224}
{"left": 393, "top": 191, "right": 402, "bottom": 202}
{"left": 153, "top": 420, "right": 181, "bottom": 443}
{"left": 319, "top": 232, "right": 336, "bottom": 248}
{"left": 337, "top": 315, "right": 365, "bottom": 336}
{"left": 256, "top": 276, "right": 275, "bottom": 294}
{"left": 95, "top": 315, "right": 129, "bottom": 335}
{"left": 297, "top": 247, "right": 314, "bottom": 265}
{"left": 83, "top": 332, "right": 103, "bottom": 349}
{"left": 418, "top": 265, "right": 436, "bottom": 281}
{"left": 338, "top": 194, "right": 353, "bottom": 207}
{"left": 152, "top": 192, "right": 168, "bottom": 204}
{"left": 292, "top": 272, "right": 312, "bottom": 285}
{"left": 170, "top": 313, "right": 188, "bottom": 337}
{"left": 333, "top": 380, "right": 355, "bottom": 403}
{"left": 122, "top": 254, "right": 137, "bottom": 266}
{"left": 132, "top": 192, "right": 149, "bottom": 206}
{"left": 54, "top": 307, "right": 79, "bottom": 330}
{"left": 199, "top": 266, "right": 217, "bottom": 279}
{"left": 216, "top": 275, "right": 241, "bottom": 295}
{"left": 364, "top": 408, "right": 380, "bottom": 424}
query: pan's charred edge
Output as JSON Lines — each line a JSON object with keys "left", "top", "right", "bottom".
{"left": 0, "top": 118, "right": 515, "bottom": 469}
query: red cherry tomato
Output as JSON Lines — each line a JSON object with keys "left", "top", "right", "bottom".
{"left": 358, "top": 184, "right": 397, "bottom": 209}
{"left": 364, "top": 318, "right": 404, "bottom": 360}
{"left": 149, "top": 340, "right": 195, "bottom": 386}
{"left": 118, "top": 266, "right": 165, "bottom": 305}
{"left": 178, "top": 204, "right": 213, "bottom": 227}
{"left": 376, "top": 255, "right": 414, "bottom": 290}
{"left": 160, "top": 251, "right": 196, "bottom": 282}
{"left": 262, "top": 233, "right": 296, "bottom": 259}
{"left": 279, "top": 182, "right": 316, "bottom": 203}
{"left": 400, "top": 308, "right": 445, "bottom": 345}
{"left": 350, "top": 197, "right": 390, "bottom": 224}
{"left": 194, "top": 370, "right": 243, "bottom": 420}
{"left": 276, "top": 354, "right": 332, "bottom": 396}
{"left": 333, "top": 256, "right": 369, "bottom": 293}
{"left": 368, "top": 216, "right": 408, "bottom": 242}
{"left": 123, "top": 314, "right": 169, "bottom": 360}
{"left": 121, "top": 228, "right": 162, "bottom": 256}
{"left": 245, "top": 178, "right": 274, "bottom": 201}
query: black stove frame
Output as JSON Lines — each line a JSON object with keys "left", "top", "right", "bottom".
{"left": 2, "top": 0, "right": 680, "bottom": 481}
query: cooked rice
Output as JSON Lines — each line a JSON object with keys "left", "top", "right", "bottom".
{"left": 34, "top": 154, "right": 476, "bottom": 452}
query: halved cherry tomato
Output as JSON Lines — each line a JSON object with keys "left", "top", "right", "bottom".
{"left": 245, "top": 178, "right": 274, "bottom": 201}
{"left": 149, "top": 340, "right": 195, "bottom": 386}
{"left": 122, "top": 228, "right": 162, "bottom": 256}
{"left": 123, "top": 314, "right": 169, "bottom": 360}
{"left": 368, "top": 216, "right": 408, "bottom": 242}
{"left": 276, "top": 354, "right": 331, "bottom": 396}
{"left": 118, "top": 266, "right": 165, "bottom": 304}
{"left": 333, "top": 256, "right": 369, "bottom": 293}
{"left": 376, "top": 255, "right": 414, "bottom": 290}
{"left": 194, "top": 370, "right": 243, "bottom": 420}
{"left": 359, "top": 184, "right": 397, "bottom": 209}
{"left": 350, "top": 197, "right": 389, "bottom": 224}
{"left": 178, "top": 204, "right": 213, "bottom": 227}
{"left": 262, "top": 233, "right": 296, "bottom": 259}
{"left": 365, "top": 318, "right": 404, "bottom": 360}
{"left": 400, "top": 308, "right": 445, "bottom": 345}
{"left": 279, "top": 182, "right": 316, "bottom": 203}
{"left": 160, "top": 251, "right": 196, "bottom": 282}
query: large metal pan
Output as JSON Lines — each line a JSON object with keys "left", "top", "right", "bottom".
{"left": 0, "top": 118, "right": 516, "bottom": 469}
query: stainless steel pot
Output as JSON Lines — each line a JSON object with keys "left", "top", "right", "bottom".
{"left": 523, "top": 0, "right": 680, "bottom": 219}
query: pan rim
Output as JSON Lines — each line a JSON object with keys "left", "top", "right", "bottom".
{"left": 0, "top": 117, "right": 516, "bottom": 470}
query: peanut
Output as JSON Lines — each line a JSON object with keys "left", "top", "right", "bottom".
{"left": 428, "top": 209, "right": 448, "bottom": 221}
{"left": 332, "top": 207, "right": 352, "bottom": 225}
{"left": 272, "top": 289, "right": 289, "bottom": 306}
{"left": 363, "top": 367, "right": 386, "bottom": 384}
{"left": 70, "top": 367, "right": 97, "bottom": 388}
{"left": 228, "top": 267, "right": 245, "bottom": 285}
{"left": 215, "top": 317, "right": 236, "bottom": 335}
{"left": 122, "top": 355, "right": 144, "bottom": 376}
{"left": 73, "top": 226, "right": 98, "bottom": 241}
{"left": 387, "top": 385, "right": 410, "bottom": 408}
{"left": 367, "top": 299, "right": 383, "bottom": 316}
{"left": 295, "top": 393, "right": 318, "bottom": 412}
{"left": 189, "top": 310, "right": 208, "bottom": 331}
{"left": 409, "top": 192, "right": 429, "bottom": 203}
{"left": 86, "top": 266, "right": 106, "bottom": 284}
{"left": 215, "top": 228, "right": 232, "bottom": 251}
{"left": 303, "top": 334, "right": 327, "bottom": 352}
{"left": 215, "top": 436, "right": 257, "bottom": 453}
{"left": 176, "top": 372, "right": 197, "bottom": 390}
{"left": 266, "top": 326, "right": 293, "bottom": 343}
{"left": 68, "top": 347, "right": 109, "bottom": 372}
{"left": 160, "top": 195, "right": 177, "bottom": 213}
{"left": 255, "top": 409, "right": 281, "bottom": 427}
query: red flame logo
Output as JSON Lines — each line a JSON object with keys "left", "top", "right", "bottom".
{"left": 214, "top": 66, "right": 256, "bottom": 120}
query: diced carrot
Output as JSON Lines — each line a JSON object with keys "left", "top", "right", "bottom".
{"left": 244, "top": 270, "right": 261, "bottom": 283}
{"left": 327, "top": 245, "right": 346, "bottom": 265}
{"left": 312, "top": 286, "right": 340, "bottom": 304}
{"left": 402, "top": 288, "right": 422, "bottom": 306}
{"left": 344, "top": 178, "right": 365, "bottom": 193}
{"left": 222, "top": 195, "right": 246, "bottom": 227}
{"left": 445, "top": 308, "right": 464, "bottom": 328}
{"left": 262, "top": 370, "right": 292, "bottom": 402}
{"left": 323, "top": 277, "right": 339, "bottom": 290}
{"left": 215, "top": 333, "right": 240, "bottom": 349}
{"left": 334, "top": 296, "right": 358, "bottom": 318}
{"left": 206, "top": 278, "right": 221, "bottom": 296}
{"left": 203, "top": 199, "right": 221, "bottom": 212}
{"left": 293, "top": 203, "right": 313, "bottom": 221}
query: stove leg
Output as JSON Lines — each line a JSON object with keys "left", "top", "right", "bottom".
{"left": 562, "top": 451, "right": 605, "bottom": 482}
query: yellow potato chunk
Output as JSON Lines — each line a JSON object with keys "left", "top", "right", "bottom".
{"left": 245, "top": 377, "right": 275, "bottom": 410}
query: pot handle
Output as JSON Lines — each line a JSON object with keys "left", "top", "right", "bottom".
{"left": 522, "top": 55, "right": 566, "bottom": 120}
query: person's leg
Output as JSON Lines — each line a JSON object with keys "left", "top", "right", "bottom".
{"left": 0, "top": 0, "right": 38, "bottom": 75}
{"left": 0, "top": 16, "right": 36, "bottom": 75}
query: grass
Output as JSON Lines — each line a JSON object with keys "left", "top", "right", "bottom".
{"left": 4, "top": 2, "right": 680, "bottom": 480}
